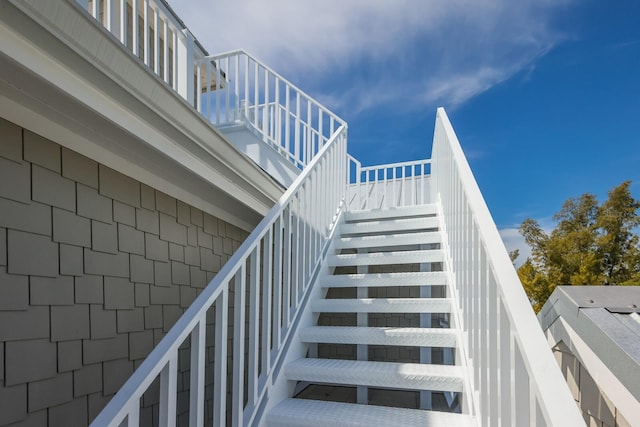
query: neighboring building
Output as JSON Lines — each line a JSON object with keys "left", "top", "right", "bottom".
{"left": 1, "top": 1, "right": 585, "bottom": 426}
{"left": 539, "top": 286, "right": 640, "bottom": 427}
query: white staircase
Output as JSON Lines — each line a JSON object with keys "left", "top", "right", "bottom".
{"left": 266, "top": 205, "right": 476, "bottom": 426}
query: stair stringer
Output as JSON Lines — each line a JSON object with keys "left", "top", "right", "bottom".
{"left": 434, "top": 195, "right": 480, "bottom": 422}
{"left": 256, "top": 212, "right": 346, "bottom": 427}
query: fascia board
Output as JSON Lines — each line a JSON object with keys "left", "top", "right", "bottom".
{"left": 544, "top": 317, "right": 640, "bottom": 424}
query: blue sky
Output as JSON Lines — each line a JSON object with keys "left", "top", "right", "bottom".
{"left": 171, "top": 0, "right": 640, "bottom": 262}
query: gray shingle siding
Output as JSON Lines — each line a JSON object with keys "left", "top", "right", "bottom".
{"left": 0, "top": 118, "right": 248, "bottom": 426}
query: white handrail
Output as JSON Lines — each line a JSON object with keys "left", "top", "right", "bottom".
{"left": 431, "top": 108, "right": 584, "bottom": 426}
{"left": 199, "top": 50, "right": 347, "bottom": 170}
{"left": 90, "top": 126, "right": 348, "bottom": 427}
{"left": 347, "top": 156, "right": 431, "bottom": 210}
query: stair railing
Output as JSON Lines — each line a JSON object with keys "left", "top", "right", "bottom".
{"left": 431, "top": 108, "right": 584, "bottom": 426}
{"left": 347, "top": 155, "right": 431, "bottom": 210}
{"left": 199, "top": 50, "right": 346, "bottom": 170}
{"left": 90, "top": 125, "right": 348, "bottom": 427}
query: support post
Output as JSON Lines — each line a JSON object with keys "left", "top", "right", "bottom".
{"left": 177, "top": 29, "right": 195, "bottom": 105}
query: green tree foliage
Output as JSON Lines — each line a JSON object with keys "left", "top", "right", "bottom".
{"left": 517, "top": 181, "right": 640, "bottom": 312}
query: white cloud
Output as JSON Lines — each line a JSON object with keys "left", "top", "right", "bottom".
{"left": 169, "top": 0, "right": 573, "bottom": 113}
{"left": 499, "top": 216, "right": 555, "bottom": 268}
{"left": 499, "top": 227, "right": 531, "bottom": 268}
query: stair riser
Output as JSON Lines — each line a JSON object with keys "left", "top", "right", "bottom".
{"left": 285, "top": 366, "right": 463, "bottom": 392}
{"left": 344, "top": 205, "right": 438, "bottom": 222}
{"left": 329, "top": 250, "right": 444, "bottom": 267}
{"left": 340, "top": 218, "right": 439, "bottom": 235}
{"left": 321, "top": 272, "right": 448, "bottom": 288}
{"left": 335, "top": 232, "right": 440, "bottom": 250}
{"left": 286, "top": 375, "right": 463, "bottom": 393}
{"left": 300, "top": 328, "right": 457, "bottom": 347}
{"left": 312, "top": 299, "right": 452, "bottom": 314}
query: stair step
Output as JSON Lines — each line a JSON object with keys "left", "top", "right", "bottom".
{"left": 344, "top": 204, "right": 438, "bottom": 222}
{"left": 300, "top": 326, "right": 457, "bottom": 347}
{"left": 312, "top": 298, "right": 452, "bottom": 314}
{"left": 266, "top": 399, "right": 475, "bottom": 427}
{"left": 340, "top": 217, "right": 439, "bottom": 235}
{"left": 285, "top": 358, "right": 464, "bottom": 392}
{"left": 336, "top": 231, "right": 440, "bottom": 250}
{"left": 329, "top": 249, "right": 444, "bottom": 267}
{"left": 322, "top": 272, "right": 447, "bottom": 288}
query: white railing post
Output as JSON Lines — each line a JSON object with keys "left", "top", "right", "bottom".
{"left": 272, "top": 215, "right": 283, "bottom": 350}
{"left": 106, "top": 0, "right": 115, "bottom": 33}
{"left": 119, "top": 0, "right": 126, "bottom": 44}
{"left": 159, "top": 354, "right": 177, "bottom": 427}
{"left": 125, "top": 400, "right": 140, "bottom": 427}
{"left": 131, "top": 0, "right": 138, "bottom": 56}
{"left": 213, "top": 290, "right": 228, "bottom": 427}
{"left": 231, "top": 267, "right": 246, "bottom": 427}
{"left": 248, "top": 246, "right": 260, "bottom": 406}
{"left": 162, "top": 18, "right": 169, "bottom": 84}
{"left": 142, "top": 0, "right": 149, "bottom": 65}
{"left": 153, "top": 7, "right": 160, "bottom": 74}
{"left": 232, "top": 55, "right": 240, "bottom": 121}
{"left": 92, "top": 0, "right": 99, "bottom": 19}
{"left": 244, "top": 54, "right": 250, "bottom": 123}
{"left": 189, "top": 319, "right": 205, "bottom": 427}
{"left": 261, "top": 228, "right": 273, "bottom": 381}
{"left": 177, "top": 29, "right": 195, "bottom": 105}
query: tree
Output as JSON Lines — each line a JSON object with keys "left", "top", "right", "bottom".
{"left": 597, "top": 181, "right": 640, "bottom": 285}
{"left": 517, "top": 181, "right": 640, "bottom": 312}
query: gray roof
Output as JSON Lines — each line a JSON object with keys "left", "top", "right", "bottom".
{"left": 539, "top": 286, "right": 640, "bottom": 400}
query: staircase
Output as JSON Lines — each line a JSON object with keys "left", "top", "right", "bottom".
{"left": 87, "top": 104, "right": 585, "bottom": 426}
{"left": 266, "top": 205, "right": 476, "bottom": 426}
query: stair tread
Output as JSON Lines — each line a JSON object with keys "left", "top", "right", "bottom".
{"left": 312, "top": 298, "right": 452, "bottom": 313}
{"left": 266, "top": 399, "right": 475, "bottom": 427}
{"left": 336, "top": 231, "right": 440, "bottom": 249}
{"left": 341, "top": 217, "right": 439, "bottom": 235}
{"left": 300, "top": 326, "right": 457, "bottom": 347}
{"left": 329, "top": 249, "right": 444, "bottom": 266}
{"left": 285, "top": 358, "right": 464, "bottom": 391}
{"left": 344, "top": 204, "right": 438, "bottom": 222}
{"left": 322, "top": 271, "right": 447, "bottom": 287}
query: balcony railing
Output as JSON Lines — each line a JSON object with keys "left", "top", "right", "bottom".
{"left": 201, "top": 51, "right": 347, "bottom": 169}
{"left": 80, "top": 0, "right": 211, "bottom": 103}
{"left": 347, "top": 156, "right": 431, "bottom": 210}
{"left": 89, "top": 126, "right": 347, "bottom": 427}
{"left": 77, "top": 0, "right": 346, "bottom": 172}
{"left": 431, "top": 108, "right": 583, "bottom": 426}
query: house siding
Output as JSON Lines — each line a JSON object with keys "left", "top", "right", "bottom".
{"left": 552, "top": 342, "right": 632, "bottom": 427}
{"left": 0, "top": 117, "right": 248, "bottom": 426}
